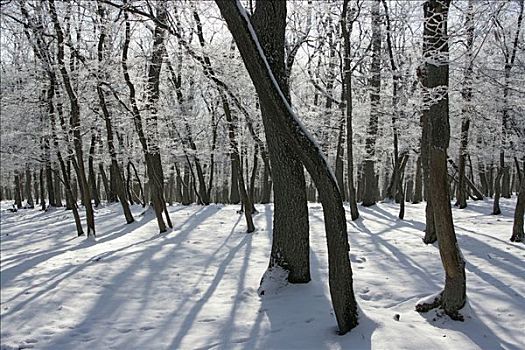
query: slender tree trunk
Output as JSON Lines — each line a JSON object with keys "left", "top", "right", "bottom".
{"left": 413, "top": 156, "right": 423, "bottom": 203}
{"left": 362, "top": 0, "right": 382, "bottom": 207}
{"left": 341, "top": 0, "right": 359, "bottom": 220}
{"left": 121, "top": 2, "right": 170, "bottom": 231}
{"left": 14, "top": 172, "right": 22, "bottom": 209}
{"left": 88, "top": 133, "right": 100, "bottom": 207}
{"left": 25, "top": 167, "right": 34, "bottom": 208}
{"left": 492, "top": 169, "right": 503, "bottom": 215}
{"left": 49, "top": 0, "right": 95, "bottom": 237}
{"left": 39, "top": 168, "right": 46, "bottom": 210}
{"left": 96, "top": 3, "right": 133, "bottom": 223}
{"left": 510, "top": 175, "right": 524, "bottom": 242}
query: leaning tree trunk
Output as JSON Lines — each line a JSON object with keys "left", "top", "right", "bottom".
{"left": 510, "top": 174, "right": 524, "bottom": 242}
{"left": 49, "top": 0, "right": 95, "bottom": 237}
{"left": 121, "top": 3, "right": 170, "bottom": 232}
{"left": 416, "top": 0, "right": 466, "bottom": 320}
{"left": 251, "top": 0, "right": 310, "bottom": 283}
{"left": 96, "top": 3, "right": 133, "bottom": 223}
{"left": 216, "top": 0, "right": 358, "bottom": 334}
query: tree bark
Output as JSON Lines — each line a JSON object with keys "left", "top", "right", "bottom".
{"left": 49, "top": 0, "right": 95, "bottom": 237}
{"left": 251, "top": 0, "right": 310, "bottom": 283}
{"left": 341, "top": 0, "right": 359, "bottom": 220}
{"left": 25, "top": 166, "right": 34, "bottom": 208}
{"left": 510, "top": 174, "right": 524, "bottom": 242}
{"left": 416, "top": 0, "right": 466, "bottom": 319}
{"left": 216, "top": 0, "right": 358, "bottom": 333}
{"left": 362, "top": 0, "right": 382, "bottom": 207}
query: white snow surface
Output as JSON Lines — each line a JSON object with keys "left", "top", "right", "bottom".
{"left": 1, "top": 199, "right": 524, "bottom": 350}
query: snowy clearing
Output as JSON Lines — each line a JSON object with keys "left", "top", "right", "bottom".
{"left": 1, "top": 199, "right": 524, "bottom": 350}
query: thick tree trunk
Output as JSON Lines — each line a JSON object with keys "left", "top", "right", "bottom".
{"left": 252, "top": 0, "right": 310, "bottom": 282}
{"left": 416, "top": 0, "right": 466, "bottom": 319}
{"left": 216, "top": 0, "right": 358, "bottom": 333}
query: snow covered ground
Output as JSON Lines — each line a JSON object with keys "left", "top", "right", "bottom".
{"left": 1, "top": 199, "right": 523, "bottom": 350}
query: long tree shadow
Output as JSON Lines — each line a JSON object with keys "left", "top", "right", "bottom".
{"left": 0, "top": 210, "right": 154, "bottom": 288}
{"left": 166, "top": 234, "right": 253, "bottom": 349}
{"left": 37, "top": 205, "right": 223, "bottom": 349}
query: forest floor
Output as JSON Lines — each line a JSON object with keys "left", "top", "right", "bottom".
{"left": 1, "top": 198, "right": 524, "bottom": 350}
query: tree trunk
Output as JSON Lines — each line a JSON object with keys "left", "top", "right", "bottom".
{"left": 251, "top": 0, "right": 310, "bottom": 282}
{"left": 96, "top": 4, "right": 133, "bottom": 223}
{"left": 413, "top": 155, "right": 423, "bottom": 203}
{"left": 492, "top": 169, "right": 503, "bottom": 215}
{"left": 88, "top": 133, "right": 100, "bottom": 207}
{"left": 416, "top": 0, "right": 466, "bottom": 319}
{"left": 49, "top": 0, "right": 95, "bottom": 237}
{"left": 121, "top": 2, "right": 170, "bottom": 231}
{"left": 40, "top": 168, "right": 46, "bottom": 210}
{"left": 54, "top": 167, "right": 62, "bottom": 207}
{"left": 216, "top": 0, "right": 358, "bottom": 333}
{"left": 510, "top": 175, "right": 524, "bottom": 242}
{"left": 14, "top": 172, "right": 22, "bottom": 209}
{"left": 362, "top": 0, "right": 382, "bottom": 207}
{"left": 341, "top": 0, "right": 359, "bottom": 220}
{"left": 25, "top": 167, "right": 34, "bottom": 208}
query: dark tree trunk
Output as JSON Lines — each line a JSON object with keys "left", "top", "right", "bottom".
{"left": 341, "top": 0, "right": 359, "bottom": 220}
{"left": 492, "top": 169, "right": 503, "bottom": 215}
{"left": 46, "top": 163, "right": 55, "bottom": 207}
{"left": 362, "top": 0, "right": 382, "bottom": 207}
{"left": 25, "top": 167, "right": 34, "bottom": 208}
{"left": 14, "top": 172, "right": 22, "bottom": 209}
{"left": 121, "top": 2, "right": 170, "bottom": 231}
{"left": 54, "top": 167, "right": 62, "bottom": 207}
{"left": 96, "top": 4, "right": 133, "bottom": 223}
{"left": 88, "top": 133, "right": 100, "bottom": 207}
{"left": 510, "top": 175, "right": 524, "bottom": 242}
{"left": 456, "top": 0, "right": 474, "bottom": 209}
{"left": 49, "top": 0, "right": 95, "bottom": 237}
{"left": 416, "top": 0, "right": 466, "bottom": 319}
{"left": 252, "top": 0, "right": 310, "bottom": 282}
{"left": 216, "top": 0, "right": 358, "bottom": 333}
{"left": 422, "top": 113, "right": 436, "bottom": 244}
{"left": 40, "top": 168, "right": 46, "bottom": 211}
{"left": 413, "top": 155, "right": 423, "bottom": 203}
